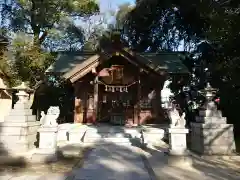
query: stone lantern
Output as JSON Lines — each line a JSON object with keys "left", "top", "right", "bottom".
{"left": 0, "top": 82, "right": 40, "bottom": 155}
{"left": 191, "top": 83, "right": 236, "bottom": 155}
{"left": 13, "top": 82, "right": 32, "bottom": 103}
{"left": 196, "top": 82, "right": 222, "bottom": 122}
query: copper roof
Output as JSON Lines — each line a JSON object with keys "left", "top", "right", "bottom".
{"left": 46, "top": 49, "right": 189, "bottom": 82}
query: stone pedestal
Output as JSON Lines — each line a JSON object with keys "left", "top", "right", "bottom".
{"left": 32, "top": 125, "right": 58, "bottom": 163}
{"left": 38, "top": 126, "right": 58, "bottom": 151}
{"left": 168, "top": 128, "right": 191, "bottom": 166}
{"left": 191, "top": 122, "right": 236, "bottom": 155}
{"left": 32, "top": 106, "right": 60, "bottom": 163}
{"left": 169, "top": 128, "right": 189, "bottom": 155}
{"left": 0, "top": 88, "right": 40, "bottom": 155}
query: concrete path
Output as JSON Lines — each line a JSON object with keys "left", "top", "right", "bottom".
{"left": 2, "top": 143, "right": 239, "bottom": 180}
{"left": 0, "top": 173, "right": 68, "bottom": 180}
{"left": 141, "top": 145, "right": 240, "bottom": 180}
{"left": 70, "top": 144, "right": 151, "bottom": 180}
{"left": 0, "top": 144, "right": 151, "bottom": 180}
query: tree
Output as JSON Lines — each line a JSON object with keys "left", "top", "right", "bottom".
{"left": 118, "top": 0, "right": 240, "bottom": 136}
{"left": 1, "top": 0, "right": 99, "bottom": 45}
{"left": 0, "top": 34, "right": 16, "bottom": 86}
{"left": 80, "top": 14, "right": 109, "bottom": 51}
{"left": 0, "top": 0, "right": 99, "bottom": 85}
{"left": 42, "top": 24, "right": 84, "bottom": 51}
{"left": 115, "top": 3, "right": 134, "bottom": 29}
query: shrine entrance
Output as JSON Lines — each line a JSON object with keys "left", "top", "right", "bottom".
{"left": 98, "top": 83, "right": 138, "bottom": 125}
{"left": 96, "top": 59, "right": 139, "bottom": 126}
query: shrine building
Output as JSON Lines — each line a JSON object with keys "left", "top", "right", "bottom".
{"left": 44, "top": 39, "right": 189, "bottom": 126}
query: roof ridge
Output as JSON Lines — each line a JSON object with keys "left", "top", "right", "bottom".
{"left": 57, "top": 51, "right": 97, "bottom": 55}
{"left": 138, "top": 52, "right": 186, "bottom": 55}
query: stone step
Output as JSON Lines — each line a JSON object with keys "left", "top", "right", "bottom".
{"left": 4, "top": 115, "right": 37, "bottom": 122}
{"left": 83, "top": 141, "right": 133, "bottom": 146}
{"left": 83, "top": 137, "right": 133, "bottom": 143}
{"left": 66, "top": 125, "right": 165, "bottom": 146}
{"left": 84, "top": 132, "right": 133, "bottom": 138}
{"left": 67, "top": 130, "right": 142, "bottom": 145}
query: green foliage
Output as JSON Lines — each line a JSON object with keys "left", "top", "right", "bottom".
{"left": 42, "top": 24, "right": 84, "bottom": 51}
{"left": 115, "top": 3, "right": 133, "bottom": 29}
{"left": 2, "top": 0, "right": 99, "bottom": 44}
{"left": 1, "top": 0, "right": 99, "bottom": 86}
{"left": 120, "top": 1, "right": 184, "bottom": 51}
{"left": 0, "top": 50, "right": 18, "bottom": 86}
{"left": 1, "top": 33, "right": 55, "bottom": 87}
{"left": 112, "top": 0, "right": 240, "bottom": 134}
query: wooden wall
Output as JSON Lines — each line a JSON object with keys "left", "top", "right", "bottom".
{"left": 73, "top": 57, "right": 167, "bottom": 125}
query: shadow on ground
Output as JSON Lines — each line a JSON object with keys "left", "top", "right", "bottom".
{"left": 0, "top": 123, "right": 240, "bottom": 180}
{"left": 136, "top": 142, "right": 240, "bottom": 180}
{"left": 0, "top": 123, "right": 90, "bottom": 178}
{"left": 0, "top": 123, "right": 28, "bottom": 175}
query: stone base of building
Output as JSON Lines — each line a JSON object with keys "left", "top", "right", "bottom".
{"left": 191, "top": 123, "right": 236, "bottom": 155}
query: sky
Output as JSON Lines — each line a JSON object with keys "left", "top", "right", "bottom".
{"left": 99, "top": 0, "right": 135, "bottom": 12}
{"left": 98, "top": 0, "right": 135, "bottom": 24}
{"left": 75, "top": 0, "right": 136, "bottom": 33}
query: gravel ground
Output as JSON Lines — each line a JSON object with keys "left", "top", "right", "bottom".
{"left": 0, "top": 147, "right": 93, "bottom": 176}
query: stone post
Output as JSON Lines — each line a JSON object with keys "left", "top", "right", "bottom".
{"left": 32, "top": 106, "right": 60, "bottom": 162}
{"left": 0, "top": 82, "right": 40, "bottom": 155}
{"left": 191, "top": 83, "right": 236, "bottom": 155}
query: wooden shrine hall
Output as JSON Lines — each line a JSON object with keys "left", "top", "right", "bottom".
{"left": 46, "top": 42, "right": 189, "bottom": 126}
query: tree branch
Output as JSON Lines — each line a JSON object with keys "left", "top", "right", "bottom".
{"left": 39, "top": 31, "right": 48, "bottom": 44}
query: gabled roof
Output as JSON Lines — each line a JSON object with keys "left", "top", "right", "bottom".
{"left": 136, "top": 53, "right": 189, "bottom": 74}
{"left": 46, "top": 51, "right": 96, "bottom": 74}
{"left": 46, "top": 48, "right": 189, "bottom": 82}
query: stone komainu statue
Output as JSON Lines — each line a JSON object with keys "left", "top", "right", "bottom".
{"left": 42, "top": 106, "right": 60, "bottom": 126}
{"left": 168, "top": 106, "right": 186, "bottom": 128}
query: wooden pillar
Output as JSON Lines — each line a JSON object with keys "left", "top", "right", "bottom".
{"left": 137, "top": 78, "right": 141, "bottom": 125}
{"left": 74, "top": 82, "right": 83, "bottom": 123}
{"left": 134, "top": 73, "right": 141, "bottom": 125}
{"left": 154, "top": 85, "right": 161, "bottom": 120}
{"left": 93, "top": 76, "right": 99, "bottom": 123}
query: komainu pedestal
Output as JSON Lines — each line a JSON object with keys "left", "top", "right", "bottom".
{"left": 167, "top": 105, "right": 192, "bottom": 167}
{"left": 191, "top": 83, "right": 236, "bottom": 155}
{"left": 169, "top": 128, "right": 189, "bottom": 155}
{"left": 32, "top": 106, "right": 59, "bottom": 163}
{"left": 0, "top": 83, "right": 40, "bottom": 155}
